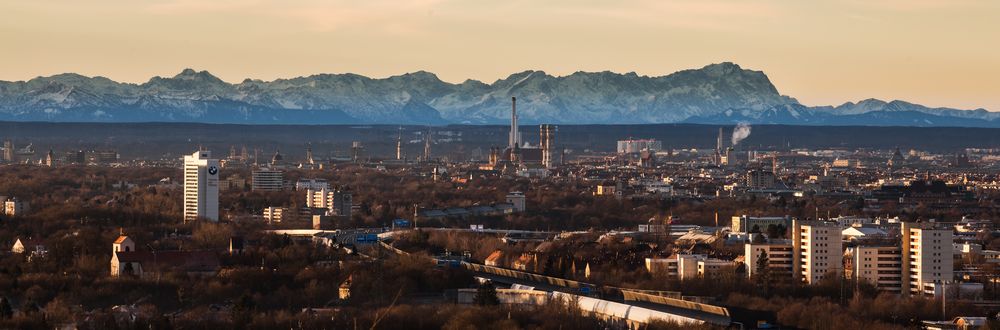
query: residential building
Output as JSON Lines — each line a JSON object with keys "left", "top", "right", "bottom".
{"left": 901, "top": 222, "right": 954, "bottom": 296}
{"left": 792, "top": 220, "right": 843, "bottom": 284}
{"left": 252, "top": 168, "right": 284, "bottom": 191}
{"left": 746, "top": 170, "right": 776, "bottom": 189}
{"left": 698, "top": 259, "right": 734, "bottom": 279}
{"left": 263, "top": 207, "right": 288, "bottom": 223}
{"left": 744, "top": 239, "right": 794, "bottom": 281}
{"left": 850, "top": 245, "right": 903, "bottom": 294}
{"left": 306, "top": 188, "right": 353, "bottom": 218}
{"left": 183, "top": 150, "right": 220, "bottom": 222}
{"left": 645, "top": 254, "right": 734, "bottom": 280}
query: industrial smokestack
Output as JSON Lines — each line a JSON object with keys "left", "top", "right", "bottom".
{"left": 717, "top": 127, "right": 724, "bottom": 152}
{"left": 510, "top": 97, "right": 518, "bottom": 149}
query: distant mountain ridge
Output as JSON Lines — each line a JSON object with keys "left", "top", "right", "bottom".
{"left": 0, "top": 63, "right": 994, "bottom": 126}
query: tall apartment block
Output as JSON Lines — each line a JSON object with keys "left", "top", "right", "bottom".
{"left": 745, "top": 239, "right": 794, "bottom": 280}
{"left": 851, "top": 245, "right": 903, "bottom": 294}
{"left": 901, "top": 222, "right": 954, "bottom": 296}
{"left": 792, "top": 219, "right": 843, "bottom": 284}
{"left": 306, "top": 188, "right": 353, "bottom": 218}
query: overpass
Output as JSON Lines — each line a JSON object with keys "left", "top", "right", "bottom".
{"left": 377, "top": 240, "right": 732, "bottom": 327}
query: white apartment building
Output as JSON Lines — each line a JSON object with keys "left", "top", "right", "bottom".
{"left": 744, "top": 239, "right": 794, "bottom": 280}
{"left": 183, "top": 150, "right": 219, "bottom": 222}
{"left": 793, "top": 220, "right": 843, "bottom": 284}
{"left": 851, "top": 245, "right": 903, "bottom": 294}
{"left": 252, "top": 169, "right": 284, "bottom": 191}
{"left": 263, "top": 206, "right": 287, "bottom": 223}
{"left": 305, "top": 188, "right": 352, "bottom": 218}
{"left": 902, "top": 223, "right": 954, "bottom": 296}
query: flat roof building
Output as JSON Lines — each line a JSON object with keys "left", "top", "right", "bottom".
{"left": 850, "top": 245, "right": 903, "bottom": 294}
{"left": 902, "top": 222, "right": 954, "bottom": 296}
{"left": 745, "top": 239, "right": 794, "bottom": 281}
{"left": 252, "top": 168, "right": 284, "bottom": 192}
{"left": 183, "top": 150, "right": 219, "bottom": 222}
{"left": 731, "top": 215, "right": 791, "bottom": 233}
{"left": 792, "top": 220, "right": 843, "bottom": 284}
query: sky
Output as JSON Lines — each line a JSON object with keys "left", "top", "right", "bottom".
{"left": 1, "top": 0, "right": 998, "bottom": 110}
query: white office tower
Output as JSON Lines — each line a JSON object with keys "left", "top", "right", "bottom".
{"left": 184, "top": 150, "right": 220, "bottom": 222}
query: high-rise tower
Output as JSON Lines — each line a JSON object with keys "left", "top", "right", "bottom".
{"left": 184, "top": 150, "right": 220, "bottom": 222}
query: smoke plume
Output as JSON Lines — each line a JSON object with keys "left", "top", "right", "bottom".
{"left": 731, "top": 123, "right": 751, "bottom": 146}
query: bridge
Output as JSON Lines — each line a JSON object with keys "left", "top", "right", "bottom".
{"left": 377, "top": 240, "right": 733, "bottom": 327}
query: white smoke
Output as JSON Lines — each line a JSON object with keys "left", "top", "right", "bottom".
{"left": 731, "top": 123, "right": 751, "bottom": 146}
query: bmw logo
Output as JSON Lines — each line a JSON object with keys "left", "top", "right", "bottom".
{"left": 208, "top": 166, "right": 218, "bottom": 175}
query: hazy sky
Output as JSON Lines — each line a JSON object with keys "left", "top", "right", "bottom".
{"left": 2, "top": 0, "right": 998, "bottom": 110}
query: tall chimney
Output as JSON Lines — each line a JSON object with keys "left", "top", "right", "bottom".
{"left": 717, "top": 127, "right": 724, "bottom": 152}
{"left": 510, "top": 97, "right": 518, "bottom": 150}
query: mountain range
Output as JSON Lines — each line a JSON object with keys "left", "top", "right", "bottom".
{"left": 0, "top": 63, "right": 995, "bottom": 126}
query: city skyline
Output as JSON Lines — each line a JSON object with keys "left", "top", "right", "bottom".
{"left": 3, "top": 1, "right": 999, "bottom": 329}
{"left": 2, "top": 0, "right": 999, "bottom": 111}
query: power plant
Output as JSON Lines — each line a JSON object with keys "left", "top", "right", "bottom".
{"left": 487, "top": 97, "right": 557, "bottom": 173}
